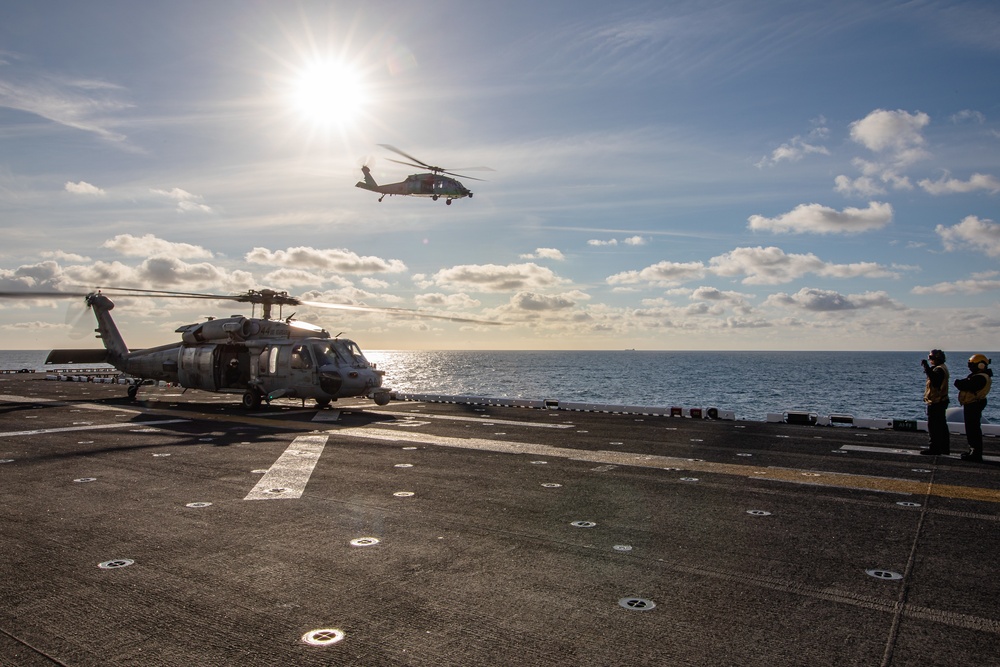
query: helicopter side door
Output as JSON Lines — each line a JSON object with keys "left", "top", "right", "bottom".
{"left": 287, "top": 343, "right": 318, "bottom": 397}
{"left": 216, "top": 344, "right": 250, "bottom": 391}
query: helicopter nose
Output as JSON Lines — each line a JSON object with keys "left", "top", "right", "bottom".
{"left": 319, "top": 368, "right": 343, "bottom": 394}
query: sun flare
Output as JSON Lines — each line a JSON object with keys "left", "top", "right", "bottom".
{"left": 290, "top": 59, "right": 367, "bottom": 127}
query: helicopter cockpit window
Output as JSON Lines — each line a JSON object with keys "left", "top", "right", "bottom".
{"left": 313, "top": 341, "right": 368, "bottom": 368}
{"left": 290, "top": 344, "right": 313, "bottom": 370}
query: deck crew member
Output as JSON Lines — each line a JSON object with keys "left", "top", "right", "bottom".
{"left": 920, "top": 349, "right": 949, "bottom": 456}
{"left": 955, "top": 354, "right": 992, "bottom": 462}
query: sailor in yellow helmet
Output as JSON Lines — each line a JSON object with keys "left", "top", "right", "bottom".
{"left": 954, "top": 354, "right": 993, "bottom": 462}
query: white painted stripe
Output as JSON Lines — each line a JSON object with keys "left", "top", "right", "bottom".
{"left": 0, "top": 419, "right": 189, "bottom": 438}
{"left": 839, "top": 444, "right": 1000, "bottom": 462}
{"left": 244, "top": 434, "right": 329, "bottom": 501}
{"left": 369, "top": 409, "right": 575, "bottom": 429}
{"left": 311, "top": 411, "right": 341, "bottom": 423}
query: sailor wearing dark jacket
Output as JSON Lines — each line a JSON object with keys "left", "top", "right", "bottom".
{"left": 920, "top": 349, "right": 950, "bottom": 456}
{"left": 954, "top": 354, "right": 993, "bottom": 462}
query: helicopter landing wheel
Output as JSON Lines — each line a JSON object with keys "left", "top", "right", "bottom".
{"left": 127, "top": 384, "right": 139, "bottom": 401}
{"left": 446, "top": 199, "right": 452, "bottom": 205}
{"left": 315, "top": 398, "right": 332, "bottom": 408}
{"left": 242, "top": 390, "right": 263, "bottom": 410}
{"left": 432, "top": 195, "right": 439, "bottom": 201}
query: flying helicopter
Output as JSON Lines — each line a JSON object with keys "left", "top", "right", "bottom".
{"left": 0, "top": 287, "right": 501, "bottom": 409}
{"left": 355, "top": 144, "right": 493, "bottom": 204}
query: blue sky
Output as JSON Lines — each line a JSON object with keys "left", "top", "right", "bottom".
{"left": 1, "top": 0, "right": 999, "bottom": 351}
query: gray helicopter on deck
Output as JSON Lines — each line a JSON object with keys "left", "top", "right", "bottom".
{"left": 2, "top": 287, "right": 500, "bottom": 409}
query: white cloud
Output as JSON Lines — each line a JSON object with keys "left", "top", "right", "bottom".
{"left": 246, "top": 246, "right": 407, "bottom": 273}
{"left": 935, "top": 216, "right": 1000, "bottom": 257}
{"left": 606, "top": 260, "right": 705, "bottom": 287}
{"left": 41, "top": 250, "right": 91, "bottom": 262}
{"left": 764, "top": 287, "right": 902, "bottom": 312}
{"left": 150, "top": 187, "right": 213, "bottom": 213}
{"left": 748, "top": 201, "right": 892, "bottom": 234}
{"left": 950, "top": 109, "right": 985, "bottom": 124}
{"left": 849, "top": 108, "right": 930, "bottom": 156}
{"left": 919, "top": 173, "right": 1000, "bottom": 195}
{"left": 415, "top": 292, "right": 482, "bottom": 309}
{"left": 422, "top": 262, "right": 566, "bottom": 292}
{"left": 835, "top": 109, "right": 931, "bottom": 196}
{"left": 912, "top": 277, "right": 1000, "bottom": 295}
{"left": 59, "top": 257, "right": 254, "bottom": 292}
{"left": 0, "top": 56, "right": 132, "bottom": 143}
{"left": 0, "top": 320, "right": 69, "bottom": 331}
{"left": 588, "top": 236, "right": 647, "bottom": 247}
{"left": 103, "top": 234, "right": 213, "bottom": 259}
{"left": 260, "top": 268, "right": 327, "bottom": 287}
{"left": 507, "top": 290, "right": 587, "bottom": 312}
{"left": 834, "top": 174, "right": 885, "bottom": 197}
{"left": 709, "top": 246, "right": 898, "bottom": 285}
{"left": 520, "top": 247, "right": 566, "bottom": 260}
{"left": 64, "top": 181, "right": 105, "bottom": 196}
{"left": 757, "top": 117, "right": 831, "bottom": 168}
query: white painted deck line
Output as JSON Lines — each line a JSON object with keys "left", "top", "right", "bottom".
{"left": 244, "top": 434, "right": 329, "bottom": 500}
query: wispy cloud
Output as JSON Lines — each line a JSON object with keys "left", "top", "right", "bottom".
{"left": 0, "top": 52, "right": 133, "bottom": 143}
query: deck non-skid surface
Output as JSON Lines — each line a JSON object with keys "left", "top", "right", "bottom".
{"left": 1, "top": 374, "right": 998, "bottom": 666}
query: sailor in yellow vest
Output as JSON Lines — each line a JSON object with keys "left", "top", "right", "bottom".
{"left": 920, "top": 349, "right": 950, "bottom": 455}
{"left": 954, "top": 354, "right": 993, "bottom": 462}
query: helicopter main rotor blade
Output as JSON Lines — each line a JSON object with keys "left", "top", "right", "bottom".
{"left": 298, "top": 300, "right": 504, "bottom": 326}
{"left": 442, "top": 171, "right": 487, "bottom": 182}
{"left": 378, "top": 144, "right": 433, "bottom": 169}
{"left": 90, "top": 286, "right": 233, "bottom": 300}
{"left": 385, "top": 157, "right": 433, "bottom": 171}
{"left": 0, "top": 290, "right": 90, "bottom": 299}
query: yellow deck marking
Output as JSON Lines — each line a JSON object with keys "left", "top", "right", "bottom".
{"left": 335, "top": 427, "right": 1000, "bottom": 504}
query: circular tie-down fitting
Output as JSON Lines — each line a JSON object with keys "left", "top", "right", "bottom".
{"left": 394, "top": 463, "right": 413, "bottom": 468}
{"left": 680, "top": 477, "right": 699, "bottom": 482}
{"left": 570, "top": 520, "right": 597, "bottom": 528}
{"left": 541, "top": 483, "right": 562, "bottom": 488}
{"left": 393, "top": 491, "right": 415, "bottom": 497}
{"left": 896, "top": 501, "right": 921, "bottom": 508}
{"left": 350, "top": 537, "right": 380, "bottom": 547}
{"left": 98, "top": 559, "right": 135, "bottom": 570}
{"left": 263, "top": 488, "right": 288, "bottom": 495}
{"left": 618, "top": 597, "right": 656, "bottom": 611}
{"left": 746, "top": 510, "right": 772, "bottom": 516}
{"left": 613, "top": 545, "right": 633, "bottom": 552}
{"left": 74, "top": 477, "right": 97, "bottom": 483}
{"left": 866, "top": 569, "right": 904, "bottom": 581}
{"left": 301, "top": 628, "right": 345, "bottom": 647}
{"left": 185, "top": 502, "right": 212, "bottom": 508}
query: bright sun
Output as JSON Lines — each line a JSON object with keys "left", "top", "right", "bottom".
{"left": 290, "top": 60, "right": 367, "bottom": 127}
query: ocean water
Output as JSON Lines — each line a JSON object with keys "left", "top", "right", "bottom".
{"left": 3, "top": 349, "right": 996, "bottom": 423}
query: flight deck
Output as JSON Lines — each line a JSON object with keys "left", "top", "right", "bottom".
{"left": 1, "top": 372, "right": 998, "bottom": 666}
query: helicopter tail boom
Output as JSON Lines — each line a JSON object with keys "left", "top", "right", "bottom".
{"left": 355, "top": 165, "right": 379, "bottom": 192}
{"left": 86, "top": 293, "right": 130, "bottom": 372}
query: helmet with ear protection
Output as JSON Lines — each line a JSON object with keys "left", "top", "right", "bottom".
{"left": 969, "top": 354, "right": 991, "bottom": 371}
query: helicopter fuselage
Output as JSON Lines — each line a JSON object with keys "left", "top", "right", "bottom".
{"left": 49, "top": 294, "right": 390, "bottom": 409}
{"left": 355, "top": 165, "right": 472, "bottom": 203}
